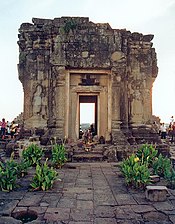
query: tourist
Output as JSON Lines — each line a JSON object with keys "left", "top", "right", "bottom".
{"left": 89, "top": 124, "right": 95, "bottom": 137}
{"left": 160, "top": 123, "right": 167, "bottom": 139}
{"left": 168, "top": 122, "right": 173, "bottom": 139}
{"left": 10, "top": 121, "right": 17, "bottom": 139}
{"left": 82, "top": 129, "right": 92, "bottom": 144}
{"left": 6, "top": 121, "right": 11, "bottom": 136}
{"left": 0, "top": 118, "right": 7, "bottom": 140}
{"left": 14, "top": 124, "right": 21, "bottom": 140}
{"left": 171, "top": 122, "right": 175, "bottom": 143}
{"left": 170, "top": 116, "right": 174, "bottom": 125}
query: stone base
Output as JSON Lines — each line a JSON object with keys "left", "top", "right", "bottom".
{"left": 145, "top": 185, "right": 169, "bottom": 202}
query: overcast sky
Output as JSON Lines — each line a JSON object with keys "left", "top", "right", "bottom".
{"left": 0, "top": 0, "right": 175, "bottom": 123}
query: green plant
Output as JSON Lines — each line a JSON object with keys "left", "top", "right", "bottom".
{"left": 164, "top": 167, "right": 175, "bottom": 189}
{"left": 136, "top": 144, "right": 158, "bottom": 167}
{"left": 17, "top": 160, "right": 30, "bottom": 177}
{"left": 30, "top": 159, "right": 58, "bottom": 191}
{"left": 22, "top": 144, "right": 44, "bottom": 166}
{"left": 0, "top": 159, "right": 18, "bottom": 192}
{"left": 152, "top": 154, "right": 171, "bottom": 177}
{"left": 121, "top": 144, "right": 175, "bottom": 190}
{"left": 63, "top": 20, "right": 77, "bottom": 34}
{"left": 121, "top": 154, "right": 150, "bottom": 189}
{"left": 51, "top": 144, "right": 67, "bottom": 168}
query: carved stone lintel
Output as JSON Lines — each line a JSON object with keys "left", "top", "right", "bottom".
{"left": 79, "top": 74, "right": 99, "bottom": 86}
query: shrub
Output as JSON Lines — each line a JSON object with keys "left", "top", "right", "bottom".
{"left": 51, "top": 144, "right": 67, "bottom": 168}
{"left": 17, "top": 160, "right": 31, "bottom": 177}
{"left": 152, "top": 154, "right": 171, "bottom": 177}
{"left": 164, "top": 167, "right": 175, "bottom": 189}
{"left": 30, "top": 159, "right": 58, "bottom": 191}
{"left": 136, "top": 144, "right": 158, "bottom": 167}
{"left": 22, "top": 144, "right": 44, "bottom": 166}
{"left": 0, "top": 159, "right": 18, "bottom": 191}
{"left": 121, "top": 154, "right": 150, "bottom": 189}
{"left": 121, "top": 144, "right": 175, "bottom": 190}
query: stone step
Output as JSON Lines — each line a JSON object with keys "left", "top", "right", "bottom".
{"left": 145, "top": 186, "right": 169, "bottom": 202}
{"left": 73, "top": 149, "right": 104, "bottom": 155}
{"left": 72, "top": 153, "right": 104, "bottom": 162}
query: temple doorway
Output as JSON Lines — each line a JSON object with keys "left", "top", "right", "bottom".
{"left": 79, "top": 95, "right": 97, "bottom": 138}
{"left": 68, "top": 70, "right": 111, "bottom": 141}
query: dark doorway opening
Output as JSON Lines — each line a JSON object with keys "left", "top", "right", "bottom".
{"left": 79, "top": 95, "right": 97, "bottom": 138}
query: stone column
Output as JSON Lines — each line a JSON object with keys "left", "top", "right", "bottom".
{"left": 130, "top": 88, "right": 144, "bottom": 126}
{"left": 107, "top": 73, "right": 112, "bottom": 136}
{"left": 65, "top": 71, "right": 70, "bottom": 139}
{"left": 54, "top": 66, "right": 67, "bottom": 138}
{"left": 143, "top": 77, "right": 153, "bottom": 123}
{"left": 70, "top": 92, "right": 78, "bottom": 140}
{"left": 47, "top": 68, "right": 57, "bottom": 128}
{"left": 23, "top": 77, "right": 32, "bottom": 122}
{"left": 110, "top": 52, "right": 127, "bottom": 132}
{"left": 99, "top": 88, "right": 108, "bottom": 137}
{"left": 111, "top": 71, "right": 122, "bottom": 130}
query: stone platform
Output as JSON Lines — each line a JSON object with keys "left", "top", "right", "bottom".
{"left": 0, "top": 162, "right": 175, "bottom": 224}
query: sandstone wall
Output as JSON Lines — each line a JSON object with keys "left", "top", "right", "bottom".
{"left": 18, "top": 17, "right": 158, "bottom": 139}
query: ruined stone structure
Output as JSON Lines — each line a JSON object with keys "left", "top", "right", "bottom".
{"left": 18, "top": 17, "right": 158, "bottom": 143}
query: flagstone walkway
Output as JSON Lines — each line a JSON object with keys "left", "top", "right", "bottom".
{"left": 0, "top": 162, "right": 175, "bottom": 224}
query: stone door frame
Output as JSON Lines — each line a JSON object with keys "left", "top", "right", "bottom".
{"left": 66, "top": 69, "right": 112, "bottom": 141}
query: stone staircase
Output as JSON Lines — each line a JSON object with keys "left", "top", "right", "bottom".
{"left": 71, "top": 143, "right": 106, "bottom": 162}
{"left": 68, "top": 131, "right": 132, "bottom": 162}
{"left": 1, "top": 132, "right": 173, "bottom": 163}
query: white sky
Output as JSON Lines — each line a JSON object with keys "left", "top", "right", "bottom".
{"left": 80, "top": 103, "right": 95, "bottom": 124}
{"left": 0, "top": 0, "right": 175, "bottom": 123}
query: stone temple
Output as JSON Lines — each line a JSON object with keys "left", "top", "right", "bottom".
{"left": 17, "top": 17, "right": 158, "bottom": 144}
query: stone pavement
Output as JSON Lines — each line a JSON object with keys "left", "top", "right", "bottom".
{"left": 0, "top": 162, "right": 175, "bottom": 224}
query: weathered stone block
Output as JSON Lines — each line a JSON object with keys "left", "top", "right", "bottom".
{"left": 29, "top": 136, "right": 40, "bottom": 142}
{"left": 145, "top": 185, "right": 169, "bottom": 202}
{"left": 150, "top": 175, "right": 160, "bottom": 183}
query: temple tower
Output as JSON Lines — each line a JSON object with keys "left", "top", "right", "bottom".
{"left": 18, "top": 17, "right": 158, "bottom": 142}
